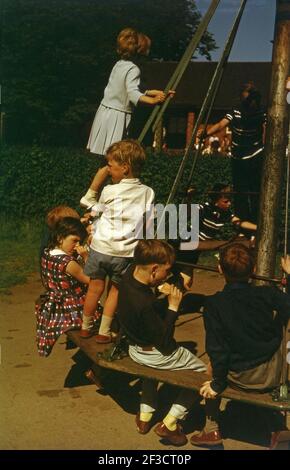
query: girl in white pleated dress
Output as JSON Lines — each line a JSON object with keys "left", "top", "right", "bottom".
{"left": 81, "top": 28, "right": 168, "bottom": 208}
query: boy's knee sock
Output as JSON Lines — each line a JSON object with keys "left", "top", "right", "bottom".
{"left": 140, "top": 412, "right": 153, "bottom": 423}
{"left": 82, "top": 314, "right": 95, "bottom": 331}
{"left": 98, "top": 315, "right": 113, "bottom": 336}
{"left": 204, "top": 398, "right": 220, "bottom": 433}
{"left": 163, "top": 402, "right": 189, "bottom": 431}
{"left": 163, "top": 414, "right": 178, "bottom": 431}
{"left": 203, "top": 416, "right": 220, "bottom": 433}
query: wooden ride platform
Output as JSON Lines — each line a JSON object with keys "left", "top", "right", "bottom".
{"left": 66, "top": 329, "right": 290, "bottom": 412}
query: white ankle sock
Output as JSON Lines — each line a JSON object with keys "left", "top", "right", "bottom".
{"left": 85, "top": 188, "right": 97, "bottom": 199}
{"left": 82, "top": 315, "right": 94, "bottom": 331}
{"left": 98, "top": 315, "right": 113, "bottom": 336}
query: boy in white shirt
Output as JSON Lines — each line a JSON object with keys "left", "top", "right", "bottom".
{"left": 80, "top": 139, "right": 154, "bottom": 343}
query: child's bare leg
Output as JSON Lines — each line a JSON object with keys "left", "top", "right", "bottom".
{"left": 97, "top": 284, "right": 119, "bottom": 341}
{"left": 90, "top": 167, "right": 109, "bottom": 192}
{"left": 80, "top": 166, "right": 109, "bottom": 208}
{"left": 81, "top": 279, "right": 105, "bottom": 336}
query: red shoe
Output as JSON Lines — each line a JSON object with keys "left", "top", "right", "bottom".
{"left": 135, "top": 413, "right": 152, "bottom": 435}
{"left": 79, "top": 329, "right": 95, "bottom": 339}
{"left": 154, "top": 422, "right": 187, "bottom": 446}
{"left": 95, "top": 334, "right": 112, "bottom": 344}
{"left": 190, "top": 429, "right": 223, "bottom": 447}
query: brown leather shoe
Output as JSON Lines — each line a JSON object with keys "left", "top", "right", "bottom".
{"left": 84, "top": 369, "right": 103, "bottom": 390}
{"left": 190, "top": 429, "right": 223, "bottom": 447}
{"left": 135, "top": 413, "right": 152, "bottom": 435}
{"left": 154, "top": 422, "right": 188, "bottom": 446}
{"left": 269, "top": 430, "right": 290, "bottom": 450}
{"left": 79, "top": 329, "right": 95, "bottom": 339}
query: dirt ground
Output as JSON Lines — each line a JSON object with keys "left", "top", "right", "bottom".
{"left": 0, "top": 270, "right": 288, "bottom": 451}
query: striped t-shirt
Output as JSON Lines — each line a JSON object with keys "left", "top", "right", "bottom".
{"left": 199, "top": 202, "right": 234, "bottom": 241}
{"left": 226, "top": 106, "right": 267, "bottom": 160}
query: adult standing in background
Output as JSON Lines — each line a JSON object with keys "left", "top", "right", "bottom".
{"left": 200, "top": 82, "right": 267, "bottom": 225}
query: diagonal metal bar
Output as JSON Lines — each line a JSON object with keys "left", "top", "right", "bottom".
{"left": 137, "top": 0, "right": 221, "bottom": 143}
{"left": 176, "top": 261, "right": 281, "bottom": 284}
{"left": 186, "top": 0, "right": 248, "bottom": 190}
{"left": 165, "top": 0, "right": 247, "bottom": 209}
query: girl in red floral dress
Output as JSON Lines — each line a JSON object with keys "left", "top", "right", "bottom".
{"left": 36, "top": 217, "right": 89, "bottom": 357}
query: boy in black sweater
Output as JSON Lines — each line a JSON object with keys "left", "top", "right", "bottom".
{"left": 118, "top": 239, "right": 206, "bottom": 446}
{"left": 190, "top": 243, "right": 290, "bottom": 447}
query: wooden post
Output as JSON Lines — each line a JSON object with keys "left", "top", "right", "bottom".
{"left": 256, "top": 0, "right": 290, "bottom": 280}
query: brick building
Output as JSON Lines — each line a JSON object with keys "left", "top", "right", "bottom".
{"left": 143, "top": 61, "right": 271, "bottom": 149}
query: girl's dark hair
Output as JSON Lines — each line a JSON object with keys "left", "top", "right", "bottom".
{"left": 48, "top": 217, "right": 87, "bottom": 249}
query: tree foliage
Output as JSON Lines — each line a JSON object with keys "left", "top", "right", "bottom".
{"left": 2, "top": 0, "right": 216, "bottom": 145}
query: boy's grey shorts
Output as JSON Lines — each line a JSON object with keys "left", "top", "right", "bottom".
{"left": 84, "top": 249, "right": 131, "bottom": 285}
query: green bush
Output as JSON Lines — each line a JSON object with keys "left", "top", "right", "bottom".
{"left": 0, "top": 216, "right": 42, "bottom": 292}
{"left": 0, "top": 144, "right": 232, "bottom": 217}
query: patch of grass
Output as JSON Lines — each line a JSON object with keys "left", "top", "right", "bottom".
{"left": 0, "top": 216, "right": 285, "bottom": 294}
{"left": 0, "top": 218, "right": 42, "bottom": 293}
{"left": 198, "top": 251, "right": 220, "bottom": 266}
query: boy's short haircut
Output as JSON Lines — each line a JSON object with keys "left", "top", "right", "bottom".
{"left": 209, "top": 183, "right": 231, "bottom": 203}
{"left": 219, "top": 243, "right": 254, "bottom": 281}
{"left": 134, "top": 240, "right": 175, "bottom": 266}
{"left": 106, "top": 139, "right": 146, "bottom": 177}
{"left": 240, "top": 82, "right": 261, "bottom": 108}
{"left": 46, "top": 205, "right": 79, "bottom": 229}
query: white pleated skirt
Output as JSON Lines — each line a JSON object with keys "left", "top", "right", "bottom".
{"left": 87, "top": 104, "right": 132, "bottom": 156}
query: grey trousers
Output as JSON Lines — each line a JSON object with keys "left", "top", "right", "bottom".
{"left": 140, "top": 378, "right": 199, "bottom": 420}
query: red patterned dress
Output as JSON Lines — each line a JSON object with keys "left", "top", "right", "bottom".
{"left": 36, "top": 249, "right": 87, "bottom": 357}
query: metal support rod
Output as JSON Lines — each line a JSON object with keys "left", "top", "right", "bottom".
{"left": 152, "top": 0, "right": 221, "bottom": 134}
{"left": 186, "top": 66, "right": 225, "bottom": 189}
{"left": 155, "top": 3, "right": 247, "bottom": 238}
{"left": 186, "top": 0, "right": 248, "bottom": 193}
{"left": 138, "top": 0, "right": 221, "bottom": 143}
{"left": 155, "top": 0, "right": 247, "bottom": 240}
{"left": 176, "top": 261, "right": 281, "bottom": 284}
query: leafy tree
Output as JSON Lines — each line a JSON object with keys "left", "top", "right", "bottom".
{"left": 1, "top": 0, "right": 216, "bottom": 145}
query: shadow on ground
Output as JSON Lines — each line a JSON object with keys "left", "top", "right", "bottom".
{"left": 63, "top": 346, "right": 285, "bottom": 449}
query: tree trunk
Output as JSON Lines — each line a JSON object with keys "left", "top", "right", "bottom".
{"left": 256, "top": 0, "right": 290, "bottom": 281}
